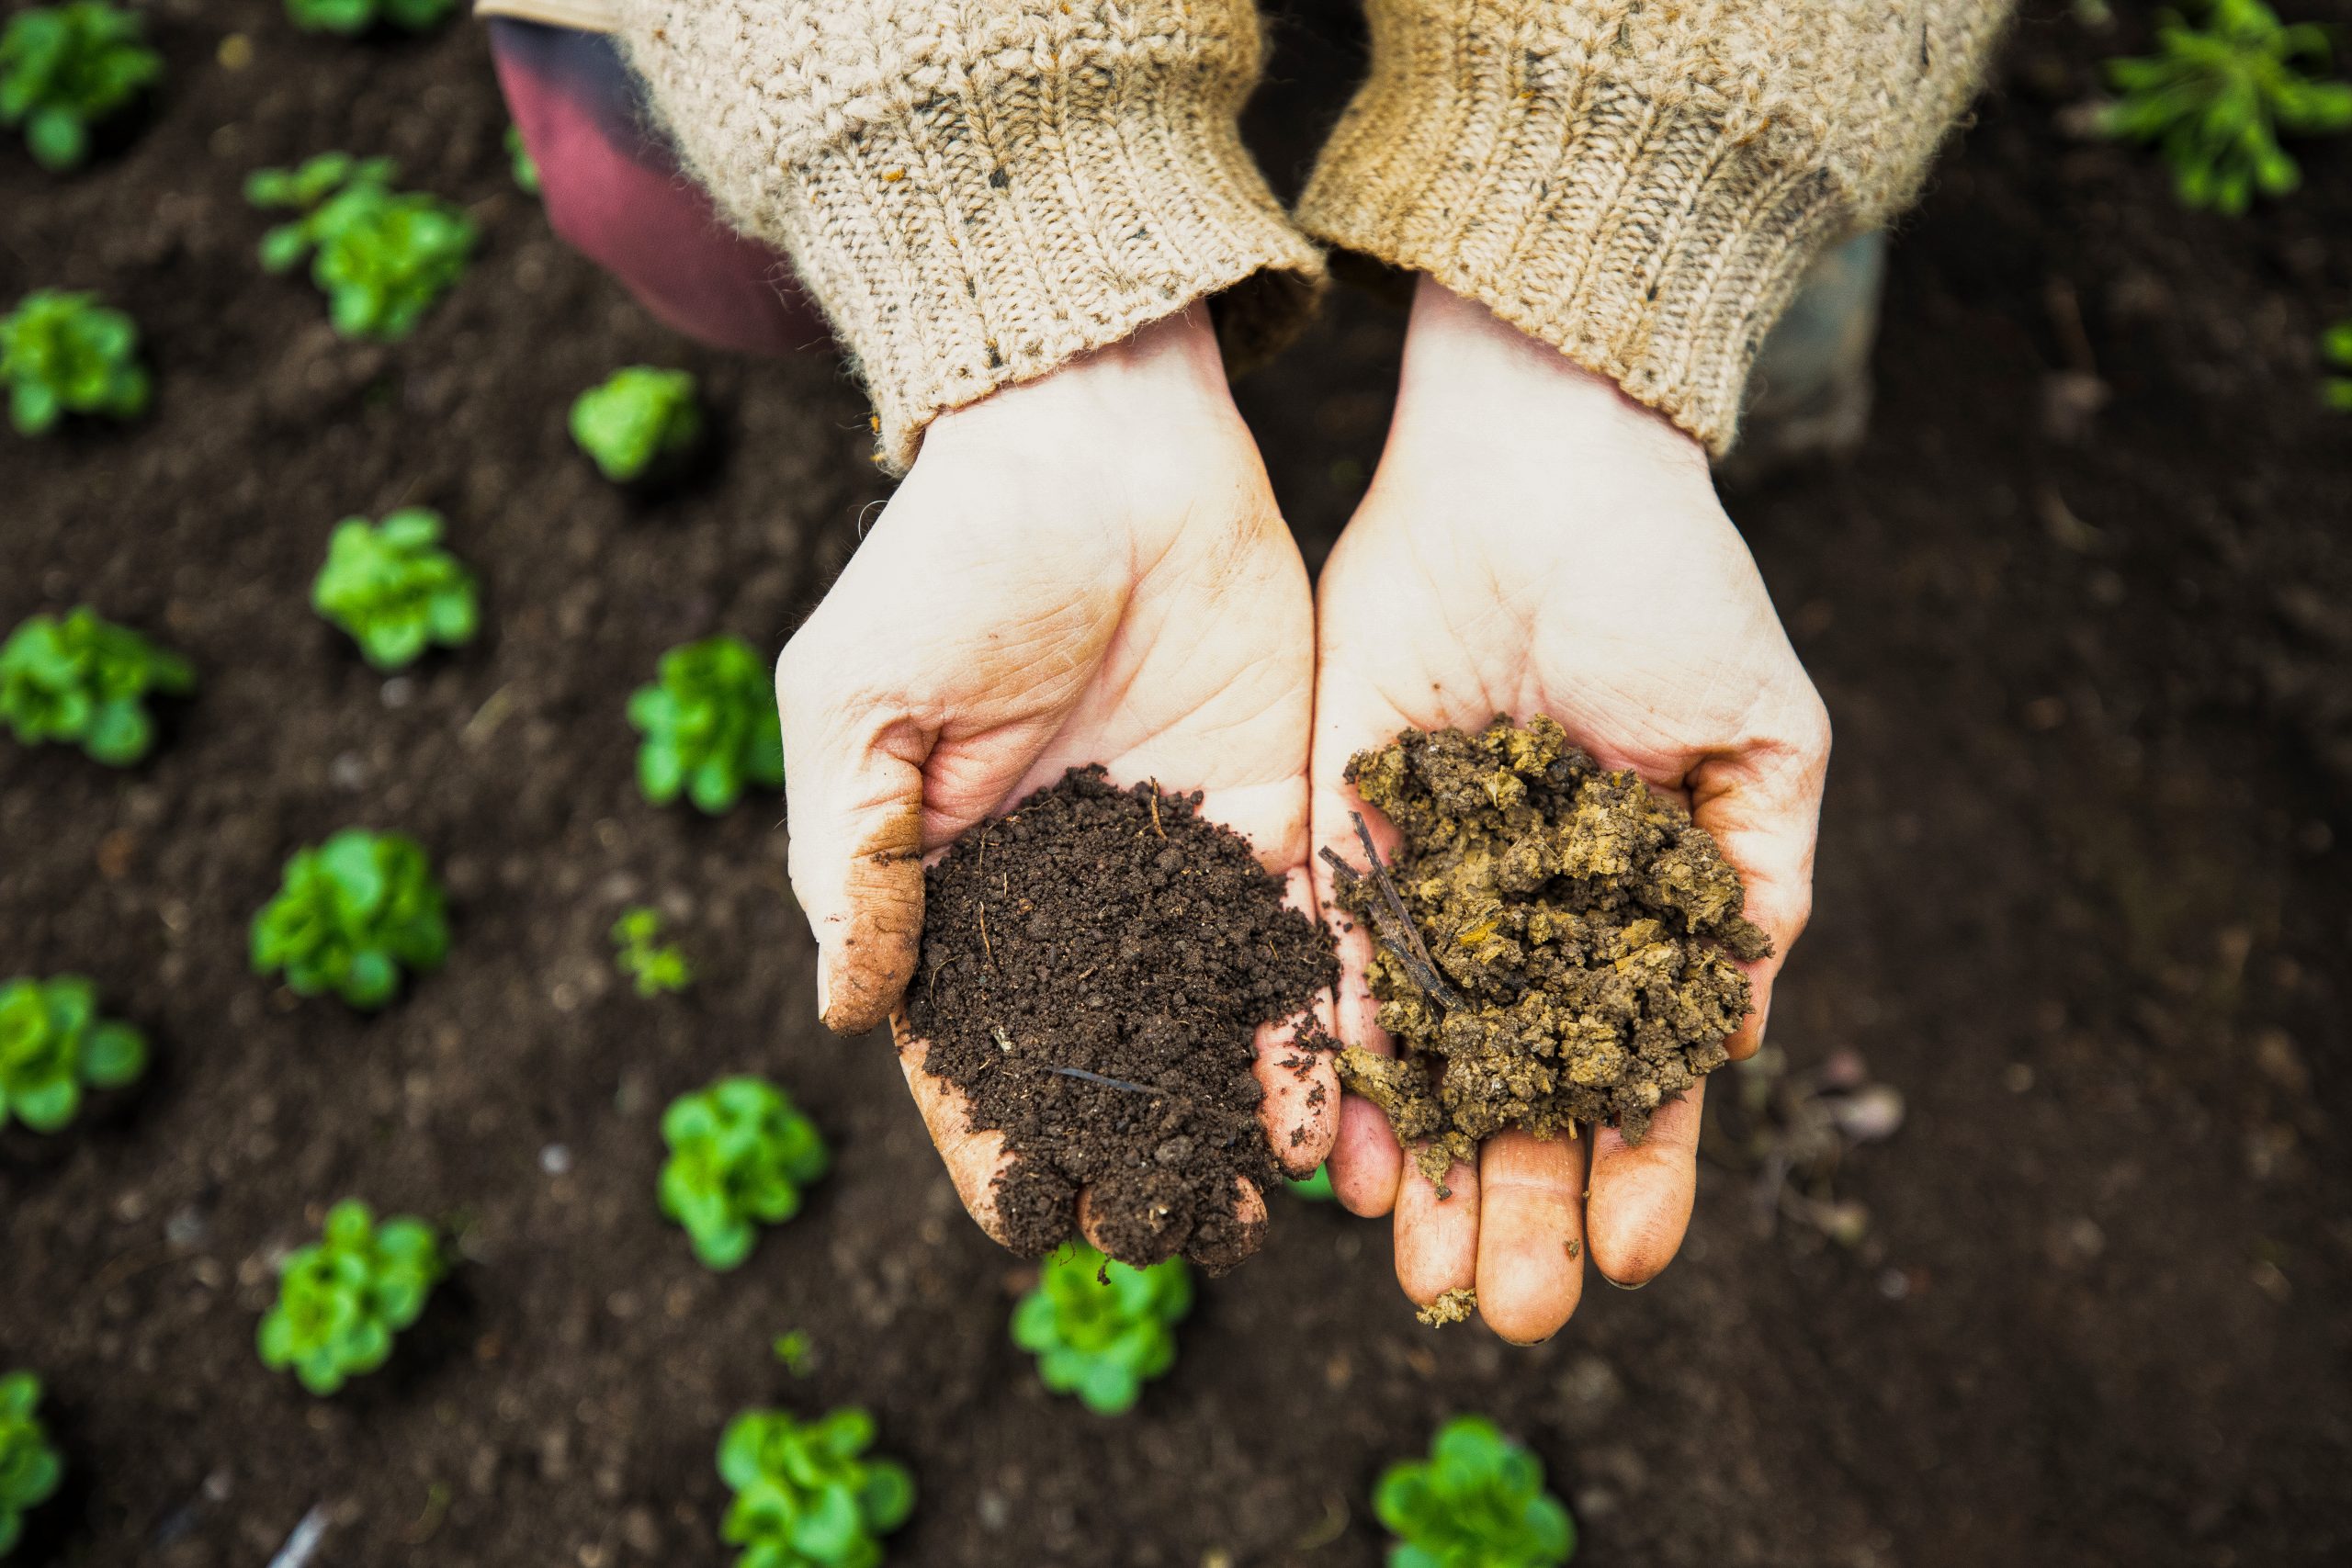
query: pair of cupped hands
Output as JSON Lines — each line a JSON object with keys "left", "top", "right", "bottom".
{"left": 778, "top": 278, "right": 1831, "bottom": 1344}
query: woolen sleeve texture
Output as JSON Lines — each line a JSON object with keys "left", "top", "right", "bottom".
{"left": 1298, "top": 0, "right": 2014, "bottom": 454}
{"left": 616, "top": 0, "right": 1323, "bottom": 469}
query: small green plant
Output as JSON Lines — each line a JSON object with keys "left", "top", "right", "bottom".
{"left": 311, "top": 508, "right": 479, "bottom": 670}
{"left": 2100, "top": 0, "right": 2352, "bottom": 213}
{"left": 251, "top": 829, "right": 449, "bottom": 1009}
{"left": 772, "top": 1331, "right": 813, "bottom": 1377}
{"left": 246, "top": 153, "right": 476, "bottom": 340}
{"left": 1375, "top": 1417, "right": 1575, "bottom": 1568}
{"left": 659, "top": 1076, "right": 829, "bottom": 1270}
{"left": 505, "top": 124, "right": 538, "bottom": 194}
{"left": 257, "top": 1200, "right": 442, "bottom": 1395}
{"left": 717, "top": 1406, "right": 913, "bottom": 1568}
{"left": 1290, "top": 1164, "right": 1336, "bottom": 1200}
{"left": 1011, "top": 1242, "right": 1192, "bottom": 1415}
{"left": 2, "top": 288, "right": 147, "bottom": 435}
{"left": 0, "top": 606, "right": 190, "bottom": 764}
{"left": 0, "top": 2, "right": 160, "bottom": 171}
{"left": 0, "top": 1371, "right": 62, "bottom": 1557}
{"left": 282, "top": 0, "right": 457, "bottom": 36}
{"left": 2324, "top": 321, "right": 2352, "bottom": 411}
{"left": 0, "top": 976, "right": 146, "bottom": 1134}
{"left": 612, "top": 907, "right": 692, "bottom": 997}
{"left": 571, "top": 367, "right": 703, "bottom": 483}
{"left": 628, "top": 636, "right": 782, "bottom": 814}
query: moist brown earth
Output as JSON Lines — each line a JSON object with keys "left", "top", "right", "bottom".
{"left": 1332, "top": 717, "right": 1767, "bottom": 1189}
{"left": 903, "top": 768, "right": 1335, "bottom": 1269}
{"left": 4, "top": 2, "right": 2350, "bottom": 1565}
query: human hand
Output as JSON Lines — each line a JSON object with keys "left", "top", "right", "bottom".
{"left": 1313, "top": 279, "right": 1831, "bottom": 1341}
{"left": 776, "top": 310, "right": 1336, "bottom": 1258}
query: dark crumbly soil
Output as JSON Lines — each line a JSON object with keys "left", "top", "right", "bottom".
{"left": 4, "top": 2, "right": 2350, "bottom": 1565}
{"left": 904, "top": 768, "right": 1335, "bottom": 1270}
{"left": 1332, "top": 717, "right": 1767, "bottom": 1186}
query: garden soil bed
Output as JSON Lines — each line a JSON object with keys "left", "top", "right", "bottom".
{"left": 5, "top": 2, "right": 2350, "bottom": 1565}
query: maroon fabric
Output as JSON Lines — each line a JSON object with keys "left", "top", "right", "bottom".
{"left": 490, "top": 19, "right": 830, "bottom": 357}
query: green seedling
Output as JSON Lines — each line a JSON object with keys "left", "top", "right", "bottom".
{"left": 0, "top": 976, "right": 145, "bottom": 1134}
{"left": 506, "top": 124, "right": 538, "bottom": 194}
{"left": 283, "top": 0, "right": 457, "bottom": 36}
{"left": 1375, "top": 1416, "right": 1575, "bottom": 1568}
{"left": 2, "top": 288, "right": 147, "bottom": 435}
{"left": 1289, "top": 1164, "right": 1336, "bottom": 1200}
{"left": 0, "top": 1371, "right": 62, "bottom": 1557}
{"left": 773, "top": 1331, "right": 812, "bottom": 1377}
{"left": 1012, "top": 1243, "right": 1192, "bottom": 1415}
{"left": 258, "top": 1200, "right": 442, "bottom": 1395}
{"left": 571, "top": 366, "right": 703, "bottom": 484}
{"left": 251, "top": 829, "right": 448, "bottom": 1009}
{"left": 612, "top": 907, "right": 691, "bottom": 997}
{"left": 659, "top": 1076, "right": 829, "bottom": 1270}
{"left": 2324, "top": 321, "right": 2352, "bottom": 411}
{"left": 247, "top": 152, "right": 475, "bottom": 340}
{"left": 628, "top": 635, "right": 782, "bottom": 814}
{"left": 2100, "top": 0, "right": 2352, "bottom": 213}
{"left": 718, "top": 1405, "right": 913, "bottom": 1568}
{"left": 311, "top": 507, "right": 479, "bottom": 670}
{"left": 0, "top": 2, "right": 160, "bottom": 170}
{"left": 0, "top": 606, "right": 190, "bottom": 764}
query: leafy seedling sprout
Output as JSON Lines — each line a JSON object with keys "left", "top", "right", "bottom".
{"left": 246, "top": 153, "right": 475, "bottom": 339}
{"left": 282, "top": 0, "right": 457, "bottom": 37}
{"left": 1375, "top": 1416, "right": 1576, "bottom": 1568}
{"left": 571, "top": 366, "right": 703, "bottom": 484}
{"left": 0, "top": 2, "right": 160, "bottom": 170}
{"left": 718, "top": 1405, "right": 913, "bottom": 1568}
{"left": 628, "top": 636, "right": 783, "bottom": 814}
{"left": 659, "top": 1076, "right": 829, "bottom": 1270}
{"left": 506, "top": 124, "right": 538, "bottom": 194}
{"left": 1, "top": 288, "right": 147, "bottom": 435}
{"left": 2100, "top": 0, "right": 2352, "bottom": 213}
{"left": 0, "top": 976, "right": 146, "bottom": 1134}
{"left": 251, "top": 829, "right": 449, "bottom": 1009}
{"left": 0, "top": 1371, "right": 62, "bottom": 1557}
{"left": 2324, "top": 321, "right": 2352, "bottom": 412}
{"left": 258, "top": 1200, "right": 443, "bottom": 1395}
{"left": 0, "top": 606, "right": 191, "bottom": 764}
{"left": 1012, "top": 1242, "right": 1192, "bottom": 1415}
{"left": 612, "top": 907, "right": 692, "bottom": 997}
{"left": 311, "top": 508, "right": 479, "bottom": 671}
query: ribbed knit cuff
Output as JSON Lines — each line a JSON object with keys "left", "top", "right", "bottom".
{"left": 1297, "top": 6, "right": 1857, "bottom": 456}
{"left": 624, "top": 3, "right": 1322, "bottom": 472}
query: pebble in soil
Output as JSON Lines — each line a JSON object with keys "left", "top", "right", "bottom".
{"left": 1330, "top": 716, "right": 1770, "bottom": 1191}
{"left": 904, "top": 767, "right": 1337, "bottom": 1269}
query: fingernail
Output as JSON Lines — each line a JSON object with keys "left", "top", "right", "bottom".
{"left": 1603, "top": 1273, "right": 1649, "bottom": 1292}
{"left": 814, "top": 957, "right": 831, "bottom": 1021}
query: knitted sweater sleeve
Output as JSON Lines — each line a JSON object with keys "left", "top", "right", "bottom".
{"left": 1297, "top": 0, "right": 2013, "bottom": 455}
{"left": 616, "top": 1, "right": 1323, "bottom": 470}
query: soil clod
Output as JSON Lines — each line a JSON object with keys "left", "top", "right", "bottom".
{"left": 1332, "top": 717, "right": 1771, "bottom": 1188}
{"left": 905, "top": 767, "right": 1336, "bottom": 1269}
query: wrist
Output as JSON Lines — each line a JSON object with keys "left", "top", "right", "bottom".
{"left": 920, "top": 310, "right": 1246, "bottom": 468}
{"left": 1388, "top": 277, "right": 1708, "bottom": 478}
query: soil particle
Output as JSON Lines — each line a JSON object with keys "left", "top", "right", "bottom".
{"left": 1416, "top": 1288, "right": 1477, "bottom": 1327}
{"left": 904, "top": 767, "right": 1336, "bottom": 1269}
{"left": 1330, "top": 717, "right": 1770, "bottom": 1188}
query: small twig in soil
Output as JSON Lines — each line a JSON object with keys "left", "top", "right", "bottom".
{"left": 977, "top": 901, "right": 994, "bottom": 967}
{"left": 1318, "top": 812, "right": 1464, "bottom": 1010}
{"left": 1048, "top": 1065, "right": 1166, "bottom": 1097}
{"left": 1147, "top": 779, "right": 1166, "bottom": 839}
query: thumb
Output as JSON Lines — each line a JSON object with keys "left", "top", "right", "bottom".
{"left": 779, "top": 667, "right": 932, "bottom": 1034}
{"left": 1687, "top": 717, "right": 1828, "bottom": 1061}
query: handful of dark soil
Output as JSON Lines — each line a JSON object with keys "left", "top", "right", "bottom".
{"left": 1329, "top": 717, "right": 1770, "bottom": 1190}
{"left": 904, "top": 768, "right": 1336, "bottom": 1269}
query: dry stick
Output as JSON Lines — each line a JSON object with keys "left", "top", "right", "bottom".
{"left": 1147, "top": 778, "right": 1166, "bottom": 839}
{"left": 1318, "top": 811, "right": 1464, "bottom": 1011}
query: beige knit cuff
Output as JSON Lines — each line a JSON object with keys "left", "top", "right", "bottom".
{"left": 623, "top": 3, "right": 1323, "bottom": 472}
{"left": 1296, "top": 13, "right": 1857, "bottom": 456}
